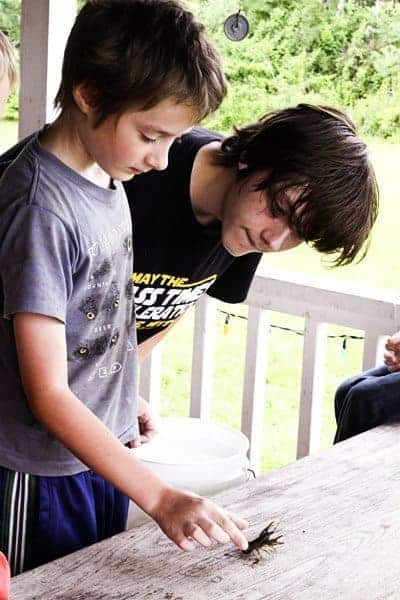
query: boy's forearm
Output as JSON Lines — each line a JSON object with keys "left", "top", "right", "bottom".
{"left": 13, "top": 313, "right": 168, "bottom": 515}
{"left": 138, "top": 324, "right": 173, "bottom": 363}
{"left": 28, "top": 385, "right": 170, "bottom": 516}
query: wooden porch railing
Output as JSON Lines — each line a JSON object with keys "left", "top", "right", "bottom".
{"left": 140, "top": 268, "right": 400, "bottom": 473}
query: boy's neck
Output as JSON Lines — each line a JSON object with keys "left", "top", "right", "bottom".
{"left": 40, "top": 112, "right": 112, "bottom": 189}
{"left": 190, "top": 141, "right": 236, "bottom": 226}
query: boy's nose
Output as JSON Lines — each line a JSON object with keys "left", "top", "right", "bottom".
{"left": 268, "top": 226, "right": 292, "bottom": 251}
{"left": 146, "top": 147, "right": 169, "bottom": 171}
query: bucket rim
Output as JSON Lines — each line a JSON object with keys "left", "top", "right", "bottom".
{"left": 132, "top": 416, "right": 249, "bottom": 466}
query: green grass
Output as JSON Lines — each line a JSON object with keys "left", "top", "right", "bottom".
{"left": 0, "top": 120, "right": 398, "bottom": 473}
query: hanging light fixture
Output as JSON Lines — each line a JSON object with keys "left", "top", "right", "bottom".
{"left": 223, "top": 9, "right": 249, "bottom": 42}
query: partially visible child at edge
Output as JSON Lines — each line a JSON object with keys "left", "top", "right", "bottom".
{"left": 0, "top": 553, "right": 9, "bottom": 600}
{"left": 0, "top": 26, "right": 17, "bottom": 600}
{"left": 0, "top": 0, "right": 248, "bottom": 577}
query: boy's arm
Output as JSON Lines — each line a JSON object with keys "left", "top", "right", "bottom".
{"left": 14, "top": 312, "right": 248, "bottom": 551}
{"left": 133, "top": 321, "right": 181, "bottom": 447}
{"left": 138, "top": 322, "right": 178, "bottom": 363}
{"left": 14, "top": 312, "right": 168, "bottom": 513}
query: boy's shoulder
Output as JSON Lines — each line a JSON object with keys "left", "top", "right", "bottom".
{"left": 173, "top": 126, "right": 222, "bottom": 161}
{"left": 0, "top": 132, "right": 91, "bottom": 218}
{"left": 0, "top": 135, "right": 40, "bottom": 208}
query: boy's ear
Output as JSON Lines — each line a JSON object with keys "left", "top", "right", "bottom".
{"left": 72, "top": 82, "right": 98, "bottom": 116}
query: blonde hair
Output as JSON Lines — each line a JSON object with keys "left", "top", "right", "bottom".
{"left": 0, "top": 31, "right": 18, "bottom": 89}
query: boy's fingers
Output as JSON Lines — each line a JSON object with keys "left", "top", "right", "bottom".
{"left": 188, "top": 526, "right": 212, "bottom": 548}
{"left": 218, "top": 519, "right": 248, "bottom": 551}
{"left": 178, "top": 537, "right": 196, "bottom": 552}
{"left": 387, "top": 342, "right": 400, "bottom": 352}
{"left": 225, "top": 511, "right": 249, "bottom": 530}
{"left": 140, "top": 429, "right": 158, "bottom": 443}
{"left": 199, "top": 519, "right": 231, "bottom": 544}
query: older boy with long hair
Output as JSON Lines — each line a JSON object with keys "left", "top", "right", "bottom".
{"left": 128, "top": 105, "right": 378, "bottom": 362}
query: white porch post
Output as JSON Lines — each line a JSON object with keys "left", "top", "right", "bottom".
{"left": 241, "top": 306, "right": 269, "bottom": 474}
{"left": 190, "top": 296, "right": 217, "bottom": 420}
{"left": 19, "top": 0, "right": 77, "bottom": 139}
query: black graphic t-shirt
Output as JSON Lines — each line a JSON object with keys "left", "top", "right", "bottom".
{"left": 124, "top": 127, "right": 261, "bottom": 343}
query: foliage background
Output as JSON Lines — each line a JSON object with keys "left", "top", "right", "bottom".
{"left": 189, "top": 0, "right": 400, "bottom": 140}
{"left": 0, "top": 0, "right": 19, "bottom": 119}
{"left": 1, "top": 0, "right": 399, "bottom": 139}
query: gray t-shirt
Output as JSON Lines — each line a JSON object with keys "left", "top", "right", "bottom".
{"left": 0, "top": 134, "right": 138, "bottom": 476}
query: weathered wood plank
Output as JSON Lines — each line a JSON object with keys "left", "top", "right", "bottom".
{"left": 12, "top": 425, "right": 400, "bottom": 599}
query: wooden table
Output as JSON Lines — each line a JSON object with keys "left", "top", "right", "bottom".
{"left": 12, "top": 425, "right": 400, "bottom": 600}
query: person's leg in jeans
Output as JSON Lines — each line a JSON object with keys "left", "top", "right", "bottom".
{"left": 334, "top": 365, "right": 400, "bottom": 443}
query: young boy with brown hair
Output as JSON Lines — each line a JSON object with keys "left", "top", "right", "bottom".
{"left": 0, "top": 0, "right": 248, "bottom": 576}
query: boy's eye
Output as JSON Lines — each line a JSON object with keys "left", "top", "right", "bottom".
{"left": 140, "top": 132, "right": 157, "bottom": 144}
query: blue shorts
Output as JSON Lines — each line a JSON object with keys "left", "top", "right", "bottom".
{"left": 0, "top": 465, "right": 129, "bottom": 576}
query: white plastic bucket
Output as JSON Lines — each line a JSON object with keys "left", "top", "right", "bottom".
{"left": 126, "top": 417, "right": 249, "bottom": 529}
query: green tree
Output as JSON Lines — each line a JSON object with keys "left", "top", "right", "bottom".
{"left": 0, "top": 0, "right": 20, "bottom": 45}
{"left": 0, "top": 0, "right": 399, "bottom": 138}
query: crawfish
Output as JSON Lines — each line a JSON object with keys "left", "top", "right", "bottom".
{"left": 242, "top": 521, "right": 283, "bottom": 564}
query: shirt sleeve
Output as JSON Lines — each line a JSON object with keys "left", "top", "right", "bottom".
{"left": 206, "top": 252, "right": 262, "bottom": 303}
{"left": 0, "top": 136, "right": 34, "bottom": 178}
{"left": 0, "top": 204, "right": 76, "bottom": 322}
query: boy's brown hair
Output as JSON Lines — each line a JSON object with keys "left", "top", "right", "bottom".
{"left": 0, "top": 31, "right": 18, "bottom": 89}
{"left": 55, "top": 0, "right": 227, "bottom": 125}
{"left": 215, "top": 104, "right": 379, "bottom": 266}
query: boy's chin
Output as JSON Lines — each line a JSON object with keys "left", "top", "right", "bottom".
{"left": 222, "top": 241, "right": 247, "bottom": 258}
{"left": 119, "top": 173, "right": 136, "bottom": 182}
{"left": 108, "top": 166, "right": 143, "bottom": 182}
{"left": 112, "top": 170, "right": 138, "bottom": 183}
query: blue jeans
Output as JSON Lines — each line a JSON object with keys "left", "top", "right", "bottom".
{"left": 334, "top": 365, "right": 400, "bottom": 443}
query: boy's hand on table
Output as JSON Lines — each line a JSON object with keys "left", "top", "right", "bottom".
{"left": 384, "top": 330, "right": 400, "bottom": 372}
{"left": 130, "top": 396, "right": 158, "bottom": 447}
{"left": 149, "top": 487, "right": 248, "bottom": 552}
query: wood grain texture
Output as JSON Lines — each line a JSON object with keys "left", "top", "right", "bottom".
{"left": 12, "top": 425, "right": 400, "bottom": 600}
